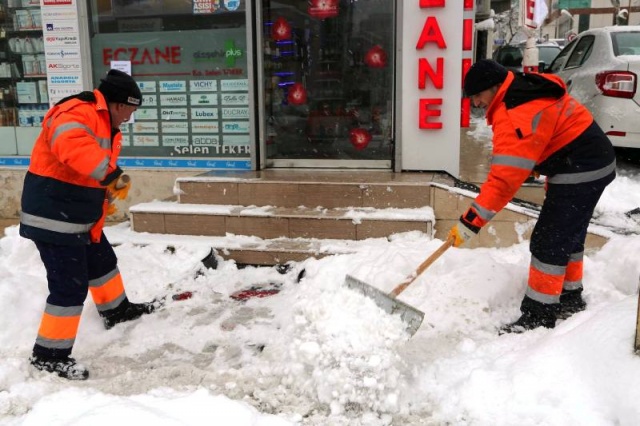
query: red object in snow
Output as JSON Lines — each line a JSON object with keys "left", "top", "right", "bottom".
{"left": 287, "top": 83, "right": 307, "bottom": 105}
{"left": 230, "top": 289, "right": 280, "bottom": 301}
{"left": 364, "top": 45, "right": 388, "bottom": 68}
{"left": 349, "top": 128, "right": 372, "bottom": 151}
{"left": 172, "top": 291, "right": 193, "bottom": 301}
{"left": 272, "top": 16, "right": 291, "bottom": 41}
{"left": 308, "top": 0, "right": 339, "bottom": 19}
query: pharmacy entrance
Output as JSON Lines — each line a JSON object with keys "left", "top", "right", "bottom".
{"left": 259, "top": 0, "right": 395, "bottom": 169}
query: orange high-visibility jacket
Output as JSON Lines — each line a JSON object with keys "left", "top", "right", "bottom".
{"left": 466, "top": 71, "right": 600, "bottom": 228}
{"left": 20, "top": 89, "right": 122, "bottom": 245}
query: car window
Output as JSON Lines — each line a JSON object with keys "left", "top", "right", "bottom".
{"left": 538, "top": 46, "right": 561, "bottom": 64}
{"left": 565, "top": 35, "right": 594, "bottom": 69}
{"left": 548, "top": 38, "right": 577, "bottom": 73}
{"left": 494, "top": 47, "right": 522, "bottom": 67}
{"left": 612, "top": 31, "right": 640, "bottom": 56}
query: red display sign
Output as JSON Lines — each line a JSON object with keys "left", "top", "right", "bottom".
{"left": 287, "top": 83, "right": 307, "bottom": 105}
{"left": 349, "top": 128, "right": 372, "bottom": 151}
{"left": 415, "top": 5, "right": 446, "bottom": 130}
{"left": 272, "top": 17, "right": 292, "bottom": 41}
{"left": 364, "top": 45, "right": 387, "bottom": 68}
{"left": 308, "top": 0, "right": 339, "bottom": 19}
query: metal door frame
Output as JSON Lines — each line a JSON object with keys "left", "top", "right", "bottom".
{"left": 253, "top": 1, "right": 396, "bottom": 170}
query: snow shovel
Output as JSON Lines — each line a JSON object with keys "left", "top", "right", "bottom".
{"left": 344, "top": 236, "right": 455, "bottom": 336}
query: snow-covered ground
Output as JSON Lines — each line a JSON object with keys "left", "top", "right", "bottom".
{"left": 2, "top": 120, "right": 640, "bottom": 425}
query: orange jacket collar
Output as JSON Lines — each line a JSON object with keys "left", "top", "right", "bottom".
{"left": 485, "top": 71, "right": 513, "bottom": 125}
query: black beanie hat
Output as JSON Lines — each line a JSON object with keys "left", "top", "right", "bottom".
{"left": 464, "top": 59, "right": 508, "bottom": 96}
{"left": 98, "top": 69, "right": 142, "bottom": 106}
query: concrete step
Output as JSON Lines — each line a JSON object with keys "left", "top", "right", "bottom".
{"left": 175, "top": 170, "right": 452, "bottom": 209}
{"left": 124, "top": 170, "right": 609, "bottom": 266}
{"left": 106, "top": 222, "right": 371, "bottom": 266}
{"left": 129, "top": 202, "right": 434, "bottom": 241}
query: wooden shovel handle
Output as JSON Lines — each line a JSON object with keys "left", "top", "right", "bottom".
{"left": 389, "top": 235, "right": 455, "bottom": 297}
{"left": 635, "top": 279, "right": 640, "bottom": 353}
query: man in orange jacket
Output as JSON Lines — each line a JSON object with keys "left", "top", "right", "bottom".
{"left": 20, "top": 70, "right": 156, "bottom": 380}
{"left": 448, "top": 59, "right": 616, "bottom": 333}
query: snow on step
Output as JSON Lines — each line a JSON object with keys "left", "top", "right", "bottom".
{"left": 130, "top": 201, "right": 435, "bottom": 223}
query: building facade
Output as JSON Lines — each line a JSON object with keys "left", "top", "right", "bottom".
{"left": 0, "top": 0, "right": 474, "bottom": 218}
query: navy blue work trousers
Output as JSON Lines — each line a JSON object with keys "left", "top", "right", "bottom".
{"left": 34, "top": 233, "right": 117, "bottom": 308}
{"left": 530, "top": 173, "right": 615, "bottom": 267}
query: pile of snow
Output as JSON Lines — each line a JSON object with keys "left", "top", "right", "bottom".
{"left": 3, "top": 118, "right": 640, "bottom": 424}
{"left": 2, "top": 224, "right": 640, "bottom": 425}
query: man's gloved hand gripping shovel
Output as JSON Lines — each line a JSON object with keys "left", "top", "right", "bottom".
{"left": 344, "top": 235, "right": 455, "bottom": 336}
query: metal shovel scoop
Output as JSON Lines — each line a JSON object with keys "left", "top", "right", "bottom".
{"left": 344, "top": 236, "right": 455, "bottom": 336}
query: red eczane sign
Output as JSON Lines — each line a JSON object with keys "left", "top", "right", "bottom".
{"left": 415, "top": 6, "right": 446, "bottom": 129}
{"left": 416, "top": 1, "right": 473, "bottom": 130}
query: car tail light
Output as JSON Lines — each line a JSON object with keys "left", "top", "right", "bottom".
{"left": 595, "top": 71, "right": 637, "bottom": 98}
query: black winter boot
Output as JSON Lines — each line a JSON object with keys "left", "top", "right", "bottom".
{"left": 102, "top": 299, "right": 157, "bottom": 330}
{"left": 500, "top": 296, "right": 558, "bottom": 334}
{"left": 30, "top": 355, "right": 89, "bottom": 380}
{"left": 557, "top": 288, "right": 586, "bottom": 320}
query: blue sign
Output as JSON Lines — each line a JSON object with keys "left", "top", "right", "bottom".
{"left": 117, "top": 158, "right": 251, "bottom": 169}
{"left": 0, "top": 157, "right": 29, "bottom": 167}
{"left": 0, "top": 157, "right": 251, "bottom": 170}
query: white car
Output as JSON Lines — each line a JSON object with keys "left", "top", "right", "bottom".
{"left": 547, "top": 26, "right": 640, "bottom": 149}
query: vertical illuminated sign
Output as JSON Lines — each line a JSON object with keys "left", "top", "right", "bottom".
{"left": 401, "top": 0, "right": 468, "bottom": 175}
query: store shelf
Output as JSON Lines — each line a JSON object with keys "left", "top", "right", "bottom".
{"left": 0, "top": 0, "right": 45, "bottom": 128}
{"left": 5, "top": 26, "right": 41, "bottom": 31}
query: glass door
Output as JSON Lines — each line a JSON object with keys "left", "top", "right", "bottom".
{"left": 260, "top": 0, "right": 394, "bottom": 168}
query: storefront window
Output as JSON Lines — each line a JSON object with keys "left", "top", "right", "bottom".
{"left": 0, "top": 0, "right": 45, "bottom": 159}
{"left": 262, "top": 0, "right": 394, "bottom": 164}
{"left": 87, "top": 0, "right": 251, "bottom": 169}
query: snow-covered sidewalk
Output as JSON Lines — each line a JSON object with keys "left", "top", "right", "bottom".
{"left": 3, "top": 118, "right": 640, "bottom": 425}
{"left": 2, "top": 221, "right": 640, "bottom": 425}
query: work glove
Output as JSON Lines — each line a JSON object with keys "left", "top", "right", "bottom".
{"left": 107, "top": 174, "right": 131, "bottom": 200}
{"left": 447, "top": 212, "right": 481, "bottom": 248}
{"left": 106, "top": 202, "right": 118, "bottom": 216}
{"left": 100, "top": 166, "right": 123, "bottom": 186}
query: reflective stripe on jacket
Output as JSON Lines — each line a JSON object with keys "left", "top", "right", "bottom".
{"left": 20, "top": 89, "right": 122, "bottom": 245}
{"left": 467, "top": 72, "right": 615, "bottom": 228}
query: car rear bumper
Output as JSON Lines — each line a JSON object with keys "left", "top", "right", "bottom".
{"left": 589, "top": 96, "right": 640, "bottom": 148}
{"left": 605, "top": 132, "right": 640, "bottom": 149}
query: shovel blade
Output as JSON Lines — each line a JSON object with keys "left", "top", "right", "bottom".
{"left": 344, "top": 274, "right": 425, "bottom": 336}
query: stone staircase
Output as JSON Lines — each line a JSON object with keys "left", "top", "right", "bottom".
{"left": 126, "top": 170, "right": 608, "bottom": 266}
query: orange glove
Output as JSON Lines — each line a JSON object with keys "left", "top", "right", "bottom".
{"left": 106, "top": 203, "right": 118, "bottom": 216}
{"left": 447, "top": 217, "right": 481, "bottom": 248}
{"left": 107, "top": 174, "right": 131, "bottom": 200}
{"left": 448, "top": 223, "right": 473, "bottom": 247}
